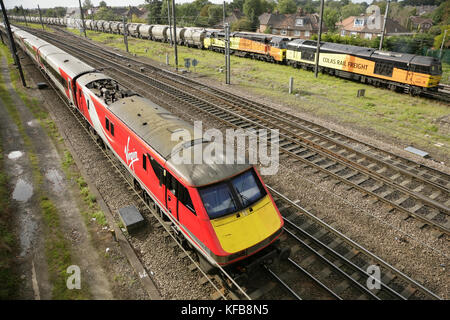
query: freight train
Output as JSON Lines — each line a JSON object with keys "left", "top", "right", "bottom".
{"left": 11, "top": 15, "right": 444, "bottom": 95}
{"left": 4, "top": 24, "right": 288, "bottom": 273}
{"left": 11, "top": 16, "right": 443, "bottom": 95}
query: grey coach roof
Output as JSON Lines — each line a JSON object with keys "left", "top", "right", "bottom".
{"left": 108, "top": 96, "right": 251, "bottom": 186}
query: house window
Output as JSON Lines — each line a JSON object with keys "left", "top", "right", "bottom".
{"left": 364, "top": 33, "right": 372, "bottom": 39}
{"left": 281, "top": 30, "right": 287, "bottom": 36}
{"left": 295, "top": 18, "right": 303, "bottom": 26}
{"left": 354, "top": 18, "right": 365, "bottom": 27}
{"left": 350, "top": 32, "right": 358, "bottom": 37}
{"left": 341, "top": 30, "right": 346, "bottom": 36}
{"left": 304, "top": 31, "right": 310, "bottom": 38}
{"left": 294, "top": 30, "right": 300, "bottom": 36}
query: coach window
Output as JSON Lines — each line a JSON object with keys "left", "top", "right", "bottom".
{"left": 179, "top": 184, "right": 195, "bottom": 214}
{"left": 142, "top": 154, "right": 147, "bottom": 170}
{"left": 149, "top": 155, "right": 164, "bottom": 186}
{"left": 110, "top": 123, "right": 115, "bottom": 136}
{"left": 105, "top": 117, "right": 110, "bottom": 131}
{"left": 165, "top": 172, "right": 177, "bottom": 195}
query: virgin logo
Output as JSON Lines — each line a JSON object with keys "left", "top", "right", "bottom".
{"left": 124, "top": 136, "right": 139, "bottom": 171}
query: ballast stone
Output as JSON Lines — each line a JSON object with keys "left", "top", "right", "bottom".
{"left": 118, "top": 205, "right": 145, "bottom": 234}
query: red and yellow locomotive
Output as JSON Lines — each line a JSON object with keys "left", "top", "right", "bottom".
{"left": 10, "top": 26, "right": 286, "bottom": 271}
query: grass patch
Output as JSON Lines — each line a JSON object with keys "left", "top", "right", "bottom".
{"left": 0, "top": 136, "right": 21, "bottom": 299}
{"left": 40, "top": 196, "right": 90, "bottom": 299}
{"left": 0, "top": 42, "right": 90, "bottom": 299}
{"left": 14, "top": 21, "right": 54, "bottom": 33}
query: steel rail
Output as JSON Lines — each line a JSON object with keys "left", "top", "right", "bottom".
{"left": 283, "top": 218, "right": 405, "bottom": 300}
{"left": 268, "top": 185, "right": 443, "bottom": 300}
{"left": 287, "top": 258, "right": 343, "bottom": 300}
{"left": 263, "top": 265, "right": 303, "bottom": 300}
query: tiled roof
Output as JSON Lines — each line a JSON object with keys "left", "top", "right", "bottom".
{"left": 259, "top": 12, "right": 324, "bottom": 31}
{"left": 336, "top": 15, "right": 407, "bottom": 34}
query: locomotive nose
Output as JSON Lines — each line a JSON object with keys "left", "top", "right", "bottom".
{"left": 210, "top": 195, "right": 283, "bottom": 255}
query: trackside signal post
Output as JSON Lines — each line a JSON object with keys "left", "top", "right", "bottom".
{"left": 171, "top": 0, "right": 178, "bottom": 71}
{"left": 78, "top": 0, "right": 87, "bottom": 38}
{"left": 123, "top": 16, "right": 128, "bottom": 52}
{"left": 38, "top": 5, "right": 45, "bottom": 30}
{"left": 0, "top": 0, "right": 26, "bottom": 87}
{"left": 314, "top": 0, "right": 324, "bottom": 78}
{"left": 379, "top": 0, "right": 390, "bottom": 50}
{"left": 225, "top": 23, "right": 230, "bottom": 84}
{"left": 167, "top": 0, "right": 172, "bottom": 46}
{"left": 21, "top": 6, "right": 27, "bottom": 27}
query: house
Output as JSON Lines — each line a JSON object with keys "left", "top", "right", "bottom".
{"left": 409, "top": 16, "right": 433, "bottom": 32}
{"left": 258, "top": 8, "right": 326, "bottom": 39}
{"left": 336, "top": 14, "right": 408, "bottom": 40}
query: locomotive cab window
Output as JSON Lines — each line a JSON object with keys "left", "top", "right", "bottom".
{"left": 105, "top": 117, "right": 110, "bottom": 131}
{"left": 231, "top": 169, "right": 266, "bottom": 208}
{"left": 110, "top": 123, "right": 115, "bottom": 136}
{"left": 165, "top": 172, "right": 177, "bottom": 195}
{"left": 179, "top": 184, "right": 195, "bottom": 214}
{"left": 199, "top": 169, "right": 266, "bottom": 220}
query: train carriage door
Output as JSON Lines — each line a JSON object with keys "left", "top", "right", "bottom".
{"left": 165, "top": 171, "right": 179, "bottom": 221}
{"left": 76, "top": 84, "right": 85, "bottom": 113}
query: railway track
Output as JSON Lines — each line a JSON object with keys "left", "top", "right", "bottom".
{"left": 13, "top": 20, "right": 450, "bottom": 104}
{"left": 269, "top": 188, "right": 442, "bottom": 300}
{"left": 26, "top": 26, "right": 450, "bottom": 238}
{"left": 14, "top": 26, "right": 444, "bottom": 300}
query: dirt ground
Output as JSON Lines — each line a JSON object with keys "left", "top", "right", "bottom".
{"left": 0, "top": 54, "right": 147, "bottom": 299}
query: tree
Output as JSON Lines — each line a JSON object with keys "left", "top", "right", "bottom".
{"left": 54, "top": 7, "right": 67, "bottom": 17}
{"left": 340, "top": 3, "right": 365, "bottom": 20}
{"left": 94, "top": 7, "right": 120, "bottom": 21}
{"left": 231, "top": 17, "right": 253, "bottom": 31}
{"left": 83, "top": 0, "right": 94, "bottom": 9}
{"left": 323, "top": 7, "right": 340, "bottom": 32}
{"left": 208, "top": 5, "right": 223, "bottom": 26}
{"left": 243, "top": 0, "right": 266, "bottom": 19}
{"left": 433, "top": 26, "right": 450, "bottom": 49}
{"left": 99, "top": 1, "right": 107, "bottom": 7}
{"left": 230, "top": 0, "right": 246, "bottom": 12}
{"left": 146, "top": 0, "right": 163, "bottom": 24}
{"left": 432, "top": 1, "right": 450, "bottom": 25}
{"left": 277, "top": 0, "right": 297, "bottom": 14}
